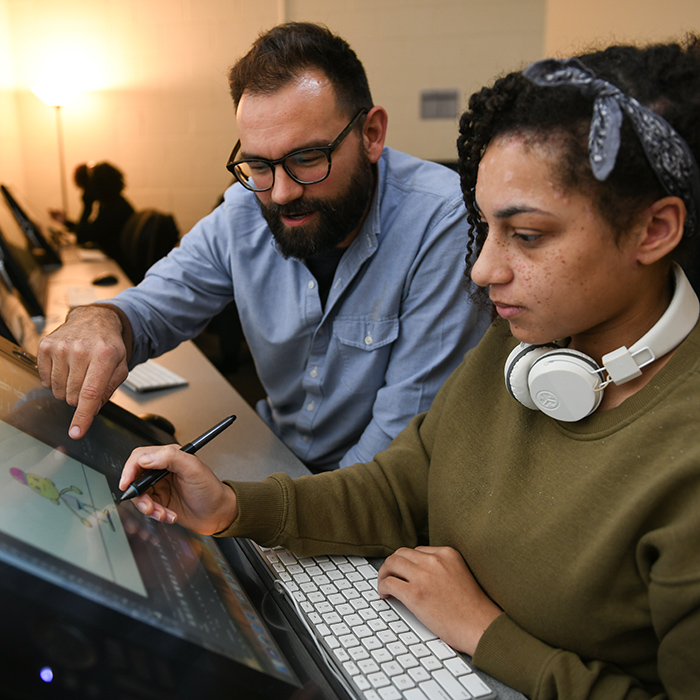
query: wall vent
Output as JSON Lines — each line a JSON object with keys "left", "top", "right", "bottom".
{"left": 420, "top": 89, "right": 460, "bottom": 119}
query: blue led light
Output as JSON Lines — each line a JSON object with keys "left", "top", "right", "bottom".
{"left": 39, "top": 666, "right": 54, "bottom": 683}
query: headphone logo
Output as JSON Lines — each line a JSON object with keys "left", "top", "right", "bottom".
{"left": 535, "top": 391, "right": 559, "bottom": 410}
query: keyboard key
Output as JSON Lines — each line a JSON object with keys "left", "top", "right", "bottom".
{"left": 331, "top": 622, "right": 350, "bottom": 636}
{"left": 411, "top": 644, "right": 436, "bottom": 661}
{"left": 399, "top": 632, "right": 421, "bottom": 646}
{"left": 324, "top": 635, "right": 339, "bottom": 649}
{"left": 404, "top": 689, "right": 430, "bottom": 700}
{"left": 339, "top": 633, "right": 360, "bottom": 648}
{"left": 354, "top": 625, "right": 374, "bottom": 639}
{"left": 434, "top": 669, "right": 471, "bottom": 699}
{"left": 444, "top": 656, "right": 473, "bottom": 677}
{"left": 397, "top": 653, "right": 420, "bottom": 669}
{"left": 372, "top": 648, "right": 393, "bottom": 664}
{"left": 387, "top": 641, "right": 407, "bottom": 656}
{"left": 420, "top": 654, "right": 442, "bottom": 672}
{"left": 380, "top": 610, "right": 400, "bottom": 623}
{"left": 349, "top": 645, "right": 370, "bottom": 661}
{"left": 344, "top": 661, "right": 359, "bottom": 676}
{"left": 368, "top": 671, "right": 391, "bottom": 688}
{"left": 459, "top": 673, "right": 494, "bottom": 697}
{"left": 408, "top": 666, "right": 431, "bottom": 683}
{"left": 358, "top": 659, "right": 380, "bottom": 675}
{"left": 380, "top": 661, "right": 403, "bottom": 677}
{"left": 357, "top": 564, "right": 379, "bottom": 579}
{"left": 389, "top": 620, "right": 410, "bottom": 634}
{"left": 355, "top": 675, "right": 371, "bottom": 691}
{"left": 362, "top": 636, "right": 383, "bottom": 651}
{"left": 393, "top": 673, "right": 416, "bottom": 690}
{"left": 332, "top": 647, "right": 350, "bottom": 663}
{"left": 427, "top": 639, "right": 456, "bottom": 661}
{"left": 368, "top": 618, "right": 388, "bottom": 632}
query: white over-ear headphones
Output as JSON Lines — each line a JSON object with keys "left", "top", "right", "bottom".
{"left": 504, "top": 263, "right": 700, "bottom": 422}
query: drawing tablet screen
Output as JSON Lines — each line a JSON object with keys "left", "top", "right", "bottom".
{"left": 0, "top": 341, "right": 296, "bottom": 688}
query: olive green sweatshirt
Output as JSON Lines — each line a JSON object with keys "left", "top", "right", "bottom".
{"left": 221, "top": 319, "right": 700, "bottom": 699}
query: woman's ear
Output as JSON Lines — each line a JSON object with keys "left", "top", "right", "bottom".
{"left": 634, "top": 196, "right": 686, "bottom": 266}
{"left": 362, "top": 106, "right": 388, "bottom": 164}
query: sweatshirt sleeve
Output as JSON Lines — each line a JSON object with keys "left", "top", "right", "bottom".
{"left": 474, "top": 575, "right": 700, "bottom": 699}
{"left": 216, "top": 411, "right": 432, "bottom": 557}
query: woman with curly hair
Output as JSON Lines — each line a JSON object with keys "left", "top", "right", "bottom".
{"left": 51, "top": 161, "right": 134, "bottom": 262}
{"left": 120, "top": 36, "right": 700, "bottom": 698}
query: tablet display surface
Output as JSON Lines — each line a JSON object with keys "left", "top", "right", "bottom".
{"left": 0, "top": 340, "right": 300, "bottom": 696}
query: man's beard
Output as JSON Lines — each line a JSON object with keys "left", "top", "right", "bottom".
{"left": 256, "top": 148, "right": 375, "bottom": 260}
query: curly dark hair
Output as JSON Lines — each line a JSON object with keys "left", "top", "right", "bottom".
{"left": 228, "top": 22, "right": 374, "bottom": 118}
{"left": 457, "top": 35, "right": 700, "bottom": 300}
{"left": 75, "top": 162, "right": 126, "bottom": 201}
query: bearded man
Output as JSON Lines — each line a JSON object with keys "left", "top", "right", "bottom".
{"left": 37, "top": 22, "right": 488, "bottom": 471}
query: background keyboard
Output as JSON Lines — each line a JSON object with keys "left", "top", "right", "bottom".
{"left": 123, "top": 360, "right": 188, "bottom": 392}
{"left": 253, "top": 543, "right": 496, "bottom": 700}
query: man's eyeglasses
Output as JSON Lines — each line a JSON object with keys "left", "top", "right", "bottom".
{"left": 226, "top": 109, "right": 368, "bottom": 192}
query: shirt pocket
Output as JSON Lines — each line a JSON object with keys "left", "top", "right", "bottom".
{"left": 332, "top": 316, "right": 399, "bottom": 394}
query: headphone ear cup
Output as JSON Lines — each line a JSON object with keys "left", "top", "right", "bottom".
{"left": 527, "top": 349, "right": 604, "bottom": 421}
{"left": 504, "top": 343, "right": 560, "bottom": 410}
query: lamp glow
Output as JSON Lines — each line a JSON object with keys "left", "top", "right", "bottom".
{"left": 31, "top": 48, "right": 87, "bottom": 108}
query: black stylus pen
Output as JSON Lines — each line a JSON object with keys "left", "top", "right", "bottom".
{"left": 118, "top": 414, "right": 237, "bottom": 503}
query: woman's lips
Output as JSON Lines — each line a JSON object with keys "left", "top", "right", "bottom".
{"left": 493, "top": 301, "right": 523, "bottom": 319}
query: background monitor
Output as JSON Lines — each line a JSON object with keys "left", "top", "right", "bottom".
{"left": 0, "top": 184, "right": 62, "bottom": 268}
{"left": 0, "top": 219, "right": 45, "bottom": 320}
{"left": 0, "top": 274, "right": 39, "bottom": 355}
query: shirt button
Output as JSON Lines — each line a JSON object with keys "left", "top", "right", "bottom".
{"left": 306, "top": 401, "right": 315, "bottom": 411}
{"left": 308, "top": 280, "right": 316, "bottom": 289}
{"left": 310, "top": 367, "right": 318, "bottom": 378}
{"left": 302, "top": 435, "right": 310, "bottom": 443}
{"left": 364, "top": 334, "right": 373, "bottom": 346}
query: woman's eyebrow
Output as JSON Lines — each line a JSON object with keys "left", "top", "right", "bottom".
{"left": 475, "top": 200, "right": 550, "bottom": 220}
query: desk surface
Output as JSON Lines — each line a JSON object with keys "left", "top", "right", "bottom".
{"left": 42, "top": 245, "right": 524, "bottom": 700}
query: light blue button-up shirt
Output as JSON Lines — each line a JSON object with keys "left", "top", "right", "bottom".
{"left": 111, "top": 148, "right": 489, "bottom": 470}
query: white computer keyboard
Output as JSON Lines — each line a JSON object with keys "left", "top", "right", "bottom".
{"left": 123, "top": 360, "right": 188, "bottom": 393}
{"left": 254, "top": 544, "right": 495, "bottom": 700}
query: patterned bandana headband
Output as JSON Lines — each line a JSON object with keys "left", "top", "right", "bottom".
{"left": 523, "top": 57, "right": 700, "bottom": 237}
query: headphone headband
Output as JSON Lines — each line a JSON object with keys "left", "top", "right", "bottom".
{"left": 603, "top": 263, "right": 700, "bottom": 384}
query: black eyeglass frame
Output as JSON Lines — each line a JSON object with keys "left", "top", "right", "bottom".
{"left": 226, "top": 108, "right": 369, "bottom": 192}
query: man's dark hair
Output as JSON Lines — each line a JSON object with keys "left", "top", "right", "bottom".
{"left": 457, "top": 34, "right": 700, "bottom": 297}
{"left": 228, "top": 22, "right": 373, "bottom": 117}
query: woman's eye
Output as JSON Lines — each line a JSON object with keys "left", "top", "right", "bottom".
{"left": 514, "top": 232, "right": 540, "bottom": 244}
